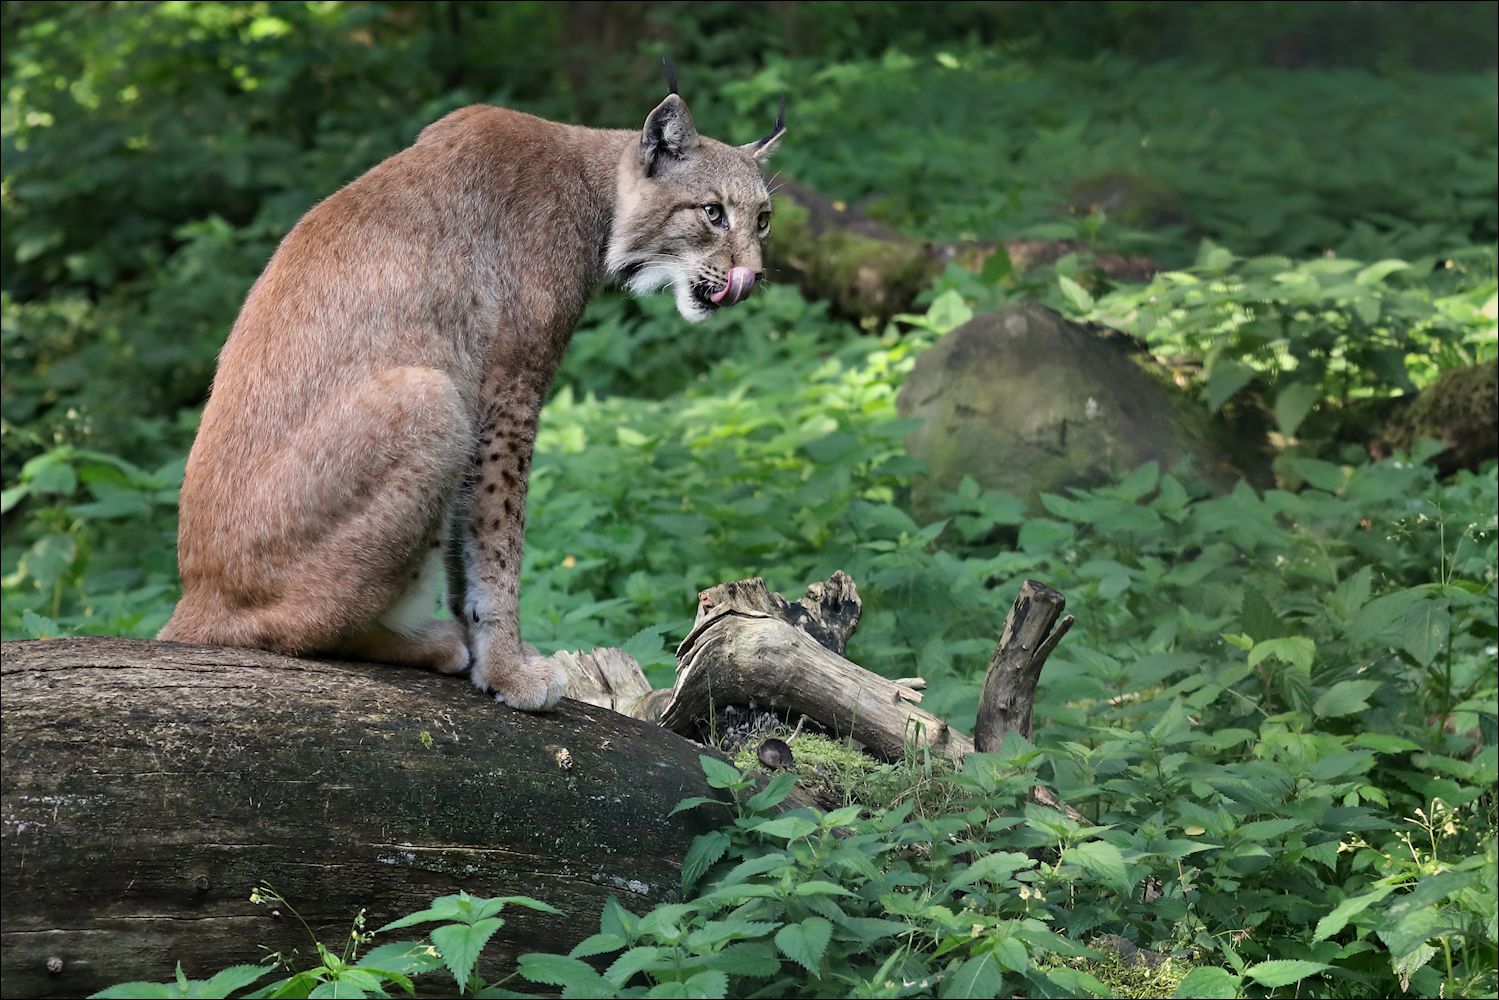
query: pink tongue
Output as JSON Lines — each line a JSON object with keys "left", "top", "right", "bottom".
{"left": 710, "top": 267, "right": 756, "bottom": 306}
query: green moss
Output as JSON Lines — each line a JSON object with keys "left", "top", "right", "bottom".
{"left": 1041, "top": 949, "right": 1194, "bottom": 999}
{"left": 730, "top": 731, "right": 961, "bottom": 815}
{"left": 766, "top": 199, "right": 941, "bottom": 324}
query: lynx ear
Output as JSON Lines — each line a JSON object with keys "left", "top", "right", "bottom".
{"left": 741, "top": 95, "right": 786, "bottom": 164}
{"left": 639, "top": 94, "right": 700, "bottom": 173}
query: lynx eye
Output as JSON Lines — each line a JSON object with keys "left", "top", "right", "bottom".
{"left": 702, "top": 204, "right": 726, "bottom": 227}
{"left": 757, "top": 210, "right": 772, "bottom": 233}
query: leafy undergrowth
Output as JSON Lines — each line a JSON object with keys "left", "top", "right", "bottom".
{"left": 93, "top": 737, "right": 1496, "bottom": 998}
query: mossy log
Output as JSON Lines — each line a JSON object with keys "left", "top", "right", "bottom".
{"left": 0, "top": 637, "right": 732, "bottom": 999}
{"left": 766, "top": 179, "right": 1163, "bottom": 325}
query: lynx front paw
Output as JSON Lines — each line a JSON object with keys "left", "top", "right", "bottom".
{"left": 471, "top": 644, "right": 566, "bottom": 711}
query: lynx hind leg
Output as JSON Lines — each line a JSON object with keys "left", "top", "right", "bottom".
{"left": 193, "top": 365, "right": 471, "bottom": 664}
{"left": 367, "top": 540, "right": 470, "bottom": 675}
{"left": 341, "top": 617, "right": 469, "bottom": 675}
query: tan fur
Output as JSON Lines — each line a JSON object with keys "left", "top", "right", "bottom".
{"left": 158, "top": 94, "right": 783, "bottom": 710}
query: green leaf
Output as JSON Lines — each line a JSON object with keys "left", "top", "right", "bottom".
{"left": 705, "top": 852, "right": 792, "bottom": 892}
{"left": 1355, "top": 259, "right": 1410, "bottom": 285}
{"left": 569, "top": 933, "right": 629, "bottom": 959}
{"left": 750, "top": 815, "right": 818, "bottom": 841}
{"left": 1062, "top": 841, "right": 1129, "bottom": 891}
{"left": 1351, "top": 733, "right": 1421, "bottom": 752}
{"left": 793, "top": 880, "right": 858, "bottom": 897}
{"left": 518, "top": 954, "right": 617, "bottom": 996}
{"left": 22, "top": 533, "right": 78, "bottom": 589}
{"left": 1037, "top": 966, "right": 1115, "bottom": 997}
{"left": 774, "top": 917, "right": 832, "bottom": 976}
{"left": 1315, "top": 883, "right": 1399, "bottom": 941}
{"left": 821, "top": 805, "right": 863, "bottom": 828}
{"left": 357, "top": 942, "right": 445, "bottom": 977}
{"left": 1242, "top": 960, "right": 1330, "bottom": 987}
{"left": 1238, "top": 818, "right": 1305, "bottom": 840}
{"left": 0, "top": 483, "right": 29, "bottom": 513}
{"left": 1202, "top": 360, "right": 1255, "bottom": 412}
{"left": 745, "top": 773, "right": 798, "bottom": 812}
{"left": 685, "top": 919, "right": 782, "bottom": 951}
{"left": 621, "top": 622, "right": 682, "bottom": 669}
{"left": 681, "top": 830, "right": 731, "bottom": 889}
{"left": 981, "top": 247, "right": 1013, "bottom": 283}
{"left": 1239, "top": 590, "right": 1283, "bottom": 643}
{"left": 1288, "top": 458, "right": 1344, "bottom": 492}
{"left": 698, "top": 756, "right": 744, "bottom": 790}
{"left": 200, "top": 965, "right": 277, "bottom": 998}
{"left": 1274, "top": 382, "right": 1321, "bottom": 437}
{"left": 1247, "top": 636, "right": 1314, "bottom": 672}
{"left": 605, "top": 946, "right": 665, "bottom": 987}
{"left": 1307, "top": 750, "right": 1376, "bottom": 781}
{"left": 28, "top": 460, "right": 77, "bottom": 495}
{"left": 946, "top": 851, "right": 1035, "bottom": 893}
{"left": 1346, "top": 587, "right": 1431, "bottom": 645}
{"left": 940, "top": 954, "right": 1002, "bottom": 999}
{"left": 21, "top": 611, "right": 62, "bottom": 639}
{"left": 926, "top": 288, "right": 974, "bottom": 333}
{"left": 1171, "top": 967, "right": 1240, "bottom": 999}
{"left": 681, "top": 970, "right": 729, "bottom": 998}
{"left": 1058, "top": 275, "right": 1095, "bottom": 312}
{"left": 431, "top": 918, "right": 503, "bottom": 989}
{"left": 600, "top": 896, "right": 638, "bottom": 941}
{"left": 702, "top": 941, "right": 780, "bottom": 978}
{"left": 1400, "top": 600, "right": 1451, "bottom": 667}
{"left": 1313, "top": 680, "right": 1382, "bottom": 717}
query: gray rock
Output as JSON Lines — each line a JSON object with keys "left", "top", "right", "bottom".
{"left": 896, "top": 302, "right": 1270, "bottom": 520}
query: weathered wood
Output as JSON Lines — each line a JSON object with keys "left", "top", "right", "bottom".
{"left": 695, "top": 570, "right": 862, "bottom": 658}
{"left": 0, "top": 637, "right": 731, "bottom": 999}
{"left": 671, "top": 575, "right": 1084, "bottom": 823}
{"left": 664, "top": 577, "right": 969, "bottom": 761}
{"left": 974, "top": 579, "right": 1074, "bottom": 752}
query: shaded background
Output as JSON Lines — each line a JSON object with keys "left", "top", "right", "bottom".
{"left": 2, "top": 0, "right": 1495, "bottom": 665}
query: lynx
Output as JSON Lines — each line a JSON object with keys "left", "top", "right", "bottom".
{"left": 157, "top": 79, "right": 784, "bottom": 711}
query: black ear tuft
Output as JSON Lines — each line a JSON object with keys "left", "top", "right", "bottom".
{"left": 742, "top": 95, "right": 787, "bottom": 164}
{"left": 663, "top": 57, "right": 679, "bottom": 96}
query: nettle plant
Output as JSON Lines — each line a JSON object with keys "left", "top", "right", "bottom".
{"left": 1055, "top": 239, "right": 1497, "bottom": 442}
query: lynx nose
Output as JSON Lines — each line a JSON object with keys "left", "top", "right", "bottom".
{"left": 710, "top": 267, "right": 756, "bottom": 307}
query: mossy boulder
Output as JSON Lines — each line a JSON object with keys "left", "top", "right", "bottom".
{"left": 1375, "top": 358, "right": 1498, "bottom": 476}
{"left": 896, "top": 302, "right": 1272, "bottom": 519}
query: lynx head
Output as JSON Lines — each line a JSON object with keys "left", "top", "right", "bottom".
{"left": 606, "top": 87, "right": 784, "bottom": 323}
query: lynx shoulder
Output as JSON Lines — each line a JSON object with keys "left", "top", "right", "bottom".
{"left": 157, "top": 85, "right": 784, "bottom": 710}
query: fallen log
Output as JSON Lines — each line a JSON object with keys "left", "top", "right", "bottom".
{"left": 657, "top": 573, "right": 1082, "bottom": 821}
{"left": 0, "top": 637, "right": 730, "bottom": 998}
{"left": 1, "top": 573, "right": 1076, "bottom": 996}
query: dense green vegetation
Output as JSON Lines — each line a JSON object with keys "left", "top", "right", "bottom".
{"left": 4, "top": 3, "right": 1496, "bottom": 998}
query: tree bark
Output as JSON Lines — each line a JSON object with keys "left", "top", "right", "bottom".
{"left": 974, "top": 580, "right": 1074, "bottom": 752}
{"left": 0, "top": 637, "right": 729, "bottom": 999}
